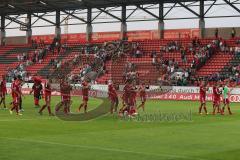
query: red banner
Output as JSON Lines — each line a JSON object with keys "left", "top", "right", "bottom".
{"left": 150, "top": 93, "right": 240, "bottom": 103}
{"left": 31, "top": 28, "right": 200, "bottom": 43}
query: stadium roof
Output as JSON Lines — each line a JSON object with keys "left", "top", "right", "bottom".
{"left": 0, "top": 0, "right": 211, "bottom": 15}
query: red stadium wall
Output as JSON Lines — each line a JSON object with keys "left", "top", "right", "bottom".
{"left": 5, "top": 27, "right": 240, "bottom": 45}
{"left": 31, "top": 28, "right": 200, "bottom": 43}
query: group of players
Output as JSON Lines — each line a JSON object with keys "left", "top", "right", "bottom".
{"left": 199, "top": 80, "right": 233, "bottom": 115}
{"left": 2, "top": 74, "right": 234, "bottom": 117}
{"left": 0, "top": 74, "right": 147, "bottom": 116}
{"left": 108, "top": 79, "right": 147, "bottom": 117}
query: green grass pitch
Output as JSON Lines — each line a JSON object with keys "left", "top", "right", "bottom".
{"left": 0, "top": 95, "right": 240, "bottom": 160}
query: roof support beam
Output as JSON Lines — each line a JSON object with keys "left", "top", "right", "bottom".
{"left": 204, "top": 0, "right": 216, "bottom": 16}
{"left": 36, "top": 0, "right": 88, "bottom": 23}
{"left": 86, "top": 8, "right": 92, "bottom": 42}
{"left": 164, "top": 3, "right": 177, "bottom": 18}
{"left": 126, "top": 7, "right": 138, "bottom": 19}
{"left": 7, "top": 2, "right": 56, "bottom": 25}
{"left": 26, "top": 13, "right": 32, "bottom": 44}
{"left": 5, "top": 15, "right": 27, "bottom": 27}
{"left": 199, "top": 0, "right": 205, "bottom": 38}
{"left": 159, "top": 2, "right": 164, "bottom": 39}
{"left": 55, "top": 10, "right": 61, "bottom": 39}
{"left": 1, "top": 15, "right": 6, "bottom": 46}
{"left": 178, "top": 2, "right": 200, "bottom": 17}
{"left": 5, "top": 15, "right": 20, "bottom": 27}
{"left": 97, "top": 8, "right": 122, "bottom": 21}
{"left": 223, "top": 0, "right": 240, "bottom": 14}
{"left": 1, "top": 15, "right": 5, "bottom": 31}
{"left": 120, "top": 5, "right": 127, "bottom": 40}
{"left": 32, "top": 13, "right": 55, "bottom": 25}
{"left": 61, "top": 10, "right": 87, "bottom": 23}
{"left": 137, "top": 5, "right": 159, "bottom": 20}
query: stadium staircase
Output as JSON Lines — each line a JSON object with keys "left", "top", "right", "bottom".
{"left": 195, "top": 39, "right": 238, "bottom": 78}
{"left": 196, "top": 52, "right": 234, "bottom": 77}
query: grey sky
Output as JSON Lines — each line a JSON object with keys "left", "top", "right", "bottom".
{"left": 4, "top": 1, "right": 240, "bottom": 37}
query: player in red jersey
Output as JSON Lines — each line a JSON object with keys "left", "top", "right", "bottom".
{"left": 55, "top": 79, "right": 72, "bottom": 114}
{"left": 123, "top": 80, "right": 132, "bottom": 109}
{"left": 39, "top": 79, "right": 54, "bottom": 116}
{"left": 118, "top": 80, "right": 132, "bottom": 116}
{"left": 60, "top": 79, "right": 72, "bottom": 114}
{"left": 118, "top": 92, "right": 127, "bottom": 117}
{"left": 78, "top": 79, "right": 90, "bottom": 113}
{"left": 137, "top": 83, "right": 147, "bottom": 111}
{"left": 10, "top": 76, "right": 23, "bottom": 115}
{"left": 212, "top": 83, "right": 222, "bottom": 115}
{"left": 9, "top": 77, "right": 17, "bottom": 108}
{"left": 129, "top": 82, "right": 138, "bottom": 116}
{"left": 108, "top": 80, "right": 119, "bottom": 114}
{"left": 199, "top": 81, "right": 208, "bottom": 115}
{"left": 30, "top": 78, "right": 43, "bottom": 108}
{"left": 0, "top": 75, "right": 7, "bottom": 109}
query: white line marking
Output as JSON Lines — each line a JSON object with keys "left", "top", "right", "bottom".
{"left": 0, "top": 118, "right": 54, "bottom": 122}
{"left": 0, "top": 137, "right": 207, "bottom": 160}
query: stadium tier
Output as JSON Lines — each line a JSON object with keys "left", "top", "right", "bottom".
{"left": 1, "top": 38, "right": 239, "bottom": 85}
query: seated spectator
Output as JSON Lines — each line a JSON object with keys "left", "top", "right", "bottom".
{"left": 135, "top": 49, "right": 142, "bottom": 58}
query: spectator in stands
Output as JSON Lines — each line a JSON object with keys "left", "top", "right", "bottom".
{"left": 135, "top": 49, "right": 142, "bottom": 58}
{"left": 151, "top": 50, "right": 157, "bottom": 58}
{"left": 235, "top": 46, "right": 240, "bottom": 56}
{"left": 181, "top": 48, "right": 187, "bottom": 63}
{"left": 231, "top": 28, "right": 236, "bottom": 38}
{"left": 215, "top": 28, "right": 219, "bottom": 38}
{"left": 56, "top": 60, "right": 61, "bottom": 69}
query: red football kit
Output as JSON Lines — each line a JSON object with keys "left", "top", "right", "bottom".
{"left": 61, "top": 82, "right": 71, "bottom": 102}
{"left": 82, "top": 81, "right": 89, "bottom": 102}
{"left": 123, "top": 84, "right": 131, "bottom": 105}
{"left": 213, "top": 86, "right": 220, "bottom": 105}
{"left": 44, "top": 82, "right": 52, "bottom": 103}
{"left": 129, "top": 86, "right": 137, "bottom": 106}
{"left": 0, "top": 80, "right": 7, "bottom": 97}
{"left": 11, "top": 80, "right": 22, "bottom": 113}
{"left": 199, "top": 85, "right": 206, "bottom": 103}
{"left": 108, "top": 84, "right": 118, "bottom": 103}
{"left": 139, "top": 85, "right": 146, "bottom": 103}
{"left": 32, "top": 83, "right": 43, "bottom": 105}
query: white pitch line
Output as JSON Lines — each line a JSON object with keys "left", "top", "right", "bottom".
{"left": 0, "top": 137, "right": 207, "bottom": 160}
{"left": 0, "top": 118, "right": 54, "bottom": 122}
